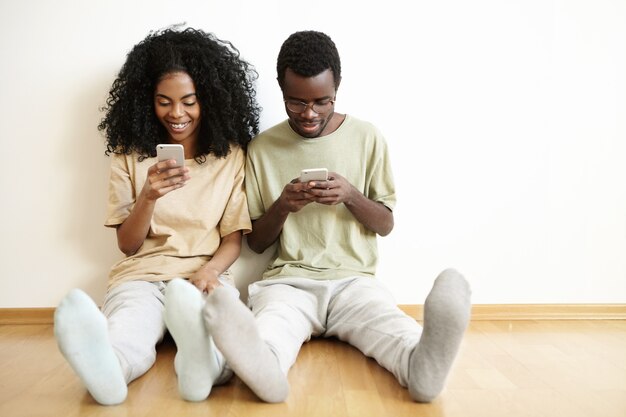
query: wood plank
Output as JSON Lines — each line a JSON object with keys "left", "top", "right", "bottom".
{"left": 398, "top": 304, "right": 626, "bottom": 321}
{"left": 0, "top": 308, "right": 54, "bottom": 324}
{"left": 1, "top": 321, "right": 625, "bottom": 417}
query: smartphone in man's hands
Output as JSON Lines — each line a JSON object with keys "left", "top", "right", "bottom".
{"left": 299, "top": 168, "right": 328, "bottom": 182}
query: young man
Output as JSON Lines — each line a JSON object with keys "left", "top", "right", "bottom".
{"left": 202, "top": 30, "right": 472, "bottom": 403}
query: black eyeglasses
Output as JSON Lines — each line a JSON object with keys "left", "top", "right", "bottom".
{"left": 283, "top": 99, "right": 335, "bottom": 114}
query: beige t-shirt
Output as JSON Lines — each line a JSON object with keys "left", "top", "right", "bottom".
{"left": 105, "top": 145, "right": 251, "bottom": 288}
{"left": 245, "top": 115, "right": 396, "bottom": 280}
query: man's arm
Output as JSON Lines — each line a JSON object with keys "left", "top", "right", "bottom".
{"left": 306, "top": 171, "right": 394, "bottom": 236}
{"left": 343, "top": 190, "right": 394, "bottom": 236}
{"left": 246, "top": 180, "right": 315, "bottom": 253}
{"left": 248, "top": 171, "right": 394, "bottom": 253}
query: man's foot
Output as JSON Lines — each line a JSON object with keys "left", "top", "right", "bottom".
{"left": 408, "top": 269, "right": 471, "bottom": 402}
{"left": 203, "top": 286, "right": 289, "bottom": 403}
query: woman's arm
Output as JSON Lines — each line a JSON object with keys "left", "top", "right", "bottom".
{"left": 189, "top": 230, "right": 243, "bottom": 293}
{"left": 116, "top": 159, "right": 190, "bottom": 256}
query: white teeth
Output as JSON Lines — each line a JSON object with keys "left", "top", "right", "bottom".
{"left": 170, "top": 122, "right": 189, "bottom": 129}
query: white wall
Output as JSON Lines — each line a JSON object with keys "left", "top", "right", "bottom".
{"left": 0, "top": 0, "right": 624, "bottom": 307}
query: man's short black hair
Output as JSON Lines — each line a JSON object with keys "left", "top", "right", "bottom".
{"left": 276, "top": 30, "right": 341, "bottom": 90}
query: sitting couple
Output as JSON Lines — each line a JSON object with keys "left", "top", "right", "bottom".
{"left": 54, "top": 27, "right": 471, "bottom": 405}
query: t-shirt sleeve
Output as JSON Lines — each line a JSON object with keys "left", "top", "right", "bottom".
{"left": 104, "top": 154, "right": 134, "bottom": 227}
{"left": 219, "top": 147, "right": 252, "bottom": 236}
{"left": 244, "top": 147, "right": 265, "bottom": 220}
{"left": 367, "top": 131, "right": 396, "bottom": 211}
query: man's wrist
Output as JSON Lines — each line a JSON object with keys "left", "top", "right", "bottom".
{"left": 343, "top": 185, "right": 360, "bottom": 207}
{"left": 274, "top": 197, "right": 292, "bottom": 217}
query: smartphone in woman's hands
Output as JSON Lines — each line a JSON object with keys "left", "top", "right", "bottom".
{"left": 156, "top": 144, "right": 184, "bottom": 167}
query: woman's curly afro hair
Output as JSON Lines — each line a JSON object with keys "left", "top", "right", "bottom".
{"left": 276, "top": 30, "right": 341, "bottom": 90}
{"left": 98, "top": 27, "right": 261, "bottom": 162}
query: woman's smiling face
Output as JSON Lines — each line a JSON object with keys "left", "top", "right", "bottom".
{"left": 154, "top": 71, "right": 201, "bottom": 151}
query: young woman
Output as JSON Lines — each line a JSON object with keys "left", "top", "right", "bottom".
{"left": 54, "top": 27, "right": 260, "bottom": 405}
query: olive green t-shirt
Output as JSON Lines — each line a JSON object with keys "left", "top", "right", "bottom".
{"left": 245, "top": 115, "right": 396, "bottom": 280}
{"left": 105, "top": 146, "right": 251, "bottom": 288}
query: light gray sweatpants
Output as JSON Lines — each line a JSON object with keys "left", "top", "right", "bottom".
{"left": 248, "top": 276, "right": 423, "bottom": 386}
{"left": 101, "top": 279, "right": 236, "bottom": 384}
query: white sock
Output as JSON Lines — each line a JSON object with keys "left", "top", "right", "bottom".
{"left": 164, "top": 278, "right": 221, "bottom": 401}
{"left": 203, "top": 286, "right": 289, "bottom": 403}
{"left": 408, "top": 268, "right": 471, "bottom": 402}
{"left": 54, "top": 289, "right": 127, "bottom": 405}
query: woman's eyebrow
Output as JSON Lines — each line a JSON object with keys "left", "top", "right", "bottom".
{"left": 155, "top": 92, "right": 197, "bottom": 100}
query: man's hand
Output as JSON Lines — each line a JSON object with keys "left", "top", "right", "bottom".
{"left": 304, "top": 171, "right": 394, "bottom": 236}
{"left": 304, "top": 171, "right": 355, "bottom": 206}
{"left": 276, "top": 178, "right": 318, "bottom": 213}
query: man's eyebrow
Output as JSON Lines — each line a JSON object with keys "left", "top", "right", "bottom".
{"left": 286, "top": 95, "right": 333, "bottom": 102}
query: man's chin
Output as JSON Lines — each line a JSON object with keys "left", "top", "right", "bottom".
{"left": 289, "top": 120, "right": 322, "bottom": 138}
{"left": 296, "top": 126, "right": 322, "bottom": 138}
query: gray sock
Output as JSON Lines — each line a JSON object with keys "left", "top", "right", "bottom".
{"left": 202, "top": 286, "right": 289, "bottom": 403}
{"left": 408, "top": 268, "right": 471, "bottom": 402}
{"left": 164, "top": 278, "right": 221, "bottom": 401}
{"left": 54, "top": 289, "right": 127, "bottom": 405}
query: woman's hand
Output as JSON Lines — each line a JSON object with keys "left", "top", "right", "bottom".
{"left": 189, "top": 268, "right": 223, "bottom": 294}
{"left": 142, "top": 159, "right": 190, "bottom": 201}
{"left": 188, "top": 231, "right": 242, "bottom": 293}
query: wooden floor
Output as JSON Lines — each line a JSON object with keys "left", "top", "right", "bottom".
{"left": 1, "top": 320, "right": 625, "bottom": 417}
